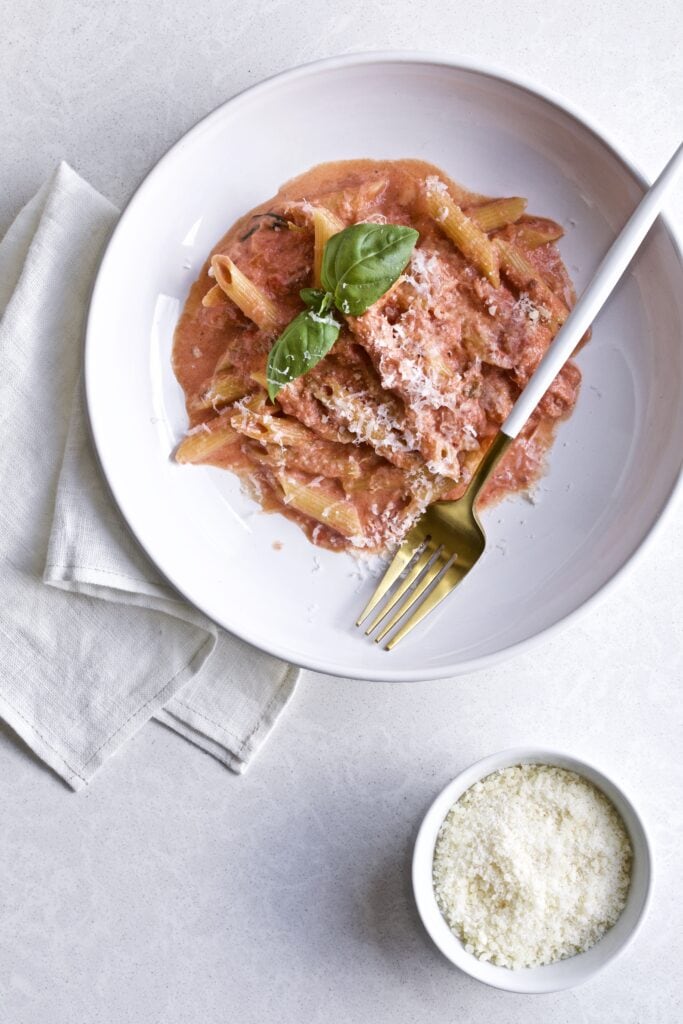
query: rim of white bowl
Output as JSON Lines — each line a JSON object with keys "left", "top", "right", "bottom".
{"left": 85, "top": 51, "right": 683, "bottom": 682}
{"left": 412, "top": 747, "right": 653, "bottom": 993}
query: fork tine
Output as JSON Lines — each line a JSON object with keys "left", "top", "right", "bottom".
{"left": 364, "top": 542, "right": 440, "bottom": 635}
{"left": 384, "top": 561, "right": 465, "bottom": 650}
{"left": 374, "top": 554, "right": 450, "bottom": 644}
{"left": 355, "top": 523, "right": 426, "bottom": 627}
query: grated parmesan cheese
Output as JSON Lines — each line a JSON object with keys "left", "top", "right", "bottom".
{"left": 425, "top": 175, "right": 449, "bottom": 195}
{"left": 308, "top": 310, "right": 338, "bottom": 327}
{"left": 516, "top": 293, "right": 540, "bottom": 322}
{"left": 404, "top": 248, "right": 440, "bottom": 297}
{"left": 432, "top": 765, "right": 632, "bottom": 969}
{"left": 321, "top": 386, "right": 413, "bottom": 457}
{"left": 515, "top": 292, "right": 550, "bottom": 325}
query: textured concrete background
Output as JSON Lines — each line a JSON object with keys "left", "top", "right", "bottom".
{"left": 2, "top": 2, "right": 682, "bottom": 1022}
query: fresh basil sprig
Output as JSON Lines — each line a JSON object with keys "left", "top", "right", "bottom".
{"left": 266, "top": 222, "right": 418, "bottom": 399}
{"left": 266, "top": 299, "right": 341, "bottom": 401}
{"left": 321, "top": 222, "right": 419, "bottom": 315}
{"left": 299, "top": 288, "right": 332, "bottom": 312}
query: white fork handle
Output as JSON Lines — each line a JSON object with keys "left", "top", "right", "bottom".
{"left": 502, "top": 141, "right": 683, "bottom": 439}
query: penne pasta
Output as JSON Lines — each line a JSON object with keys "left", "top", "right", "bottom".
{"left": 174, "top": 418, "right": 239, "bottom": 464}
{"left": 265, "top": 418, "right": 318, "bottom": 448}
{"left": 424, "top": 179, "right": 500, "bottom": 287}
{"left": 205, "top": 254, "right": 281, "bottom": 334}
{"left": 495, "top": 239, "right": 569, "bottom": 328}
{"left": 467, "top": 196, "right": 528, "bottom": 232}
{"left": 201, "top": 283, "right": 226, "bottom": 308}
{"left": 249, "top": 440, "right": 364, "bottom": 489}
{"left": 277, "top": 473, "right": 363, "bottom": 538}
{"left": 231, "top": 402, "right": 315, "bottom": 448}
{"left": 311, "top": 207, "right": 345, "bottom": 287}
{"left": 362, "top": 178, "right": 389, "bottom": 202}
{"left": 191, "top": 371, "right": 251, "bottom": 412}
{"left": 297, "top": 179, "right": 388, "bottom": 220}
{"left": 508, "top": 217, "right": 565, "bottom": 250}
{"left": 494, "top": 237, "right": 540, "bottom": 284}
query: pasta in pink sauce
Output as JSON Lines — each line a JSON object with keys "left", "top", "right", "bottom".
{"left": 172, "top": 159, "right": 585, "bottom": 553}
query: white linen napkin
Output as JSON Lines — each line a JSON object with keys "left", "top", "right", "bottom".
{"left": 0, "top": 162, "right": 298, "bottom": 790}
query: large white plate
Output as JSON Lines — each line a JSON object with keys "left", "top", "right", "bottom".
{"left": 86, "top": 53, "right": 683, "bottom": 681}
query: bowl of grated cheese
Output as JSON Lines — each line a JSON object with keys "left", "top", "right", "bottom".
{"left": 412, "top": 748, "right": 652, "bottom": 993}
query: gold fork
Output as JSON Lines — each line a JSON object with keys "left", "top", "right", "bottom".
{"left": 357, "top": 432, "right": 511, "bottom": 648}
{"left": 357, "top": 140, "right": 683, "bottom": 649}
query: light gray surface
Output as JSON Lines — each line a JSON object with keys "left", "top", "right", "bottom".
{"left": 2, "top": 2, "right": 683, "bottom": 1022}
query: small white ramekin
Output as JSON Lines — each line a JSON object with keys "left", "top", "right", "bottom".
{"left": 412, "top": 748, "right": 652, "bottom": 993}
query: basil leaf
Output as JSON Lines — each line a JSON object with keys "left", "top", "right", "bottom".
{"left": 266, "top": 308, "right": 340, "bottom": 400}
{"left": 321, "top": 223, "right": 419, "bottom": 316}
{"left": 299, "top": 288, "right": 332, "bottom": 314}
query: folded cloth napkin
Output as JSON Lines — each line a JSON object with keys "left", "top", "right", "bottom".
{"left": 0, "top": 163, "right": 298, "bottom": 790}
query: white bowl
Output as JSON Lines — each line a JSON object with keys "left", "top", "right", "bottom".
{"left": 412, "top": 748, "right": 652, "bottom": 993}
{"left": 86, "top": 53, "right": 683, "bottom": 679}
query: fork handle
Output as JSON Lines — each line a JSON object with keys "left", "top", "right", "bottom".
{"left": 501, "top": 140, "right": 683, "bottom": 439}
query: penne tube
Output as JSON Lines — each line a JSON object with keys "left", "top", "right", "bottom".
{"left": 206, "top": 254, "right": 281, "bottom": 334}
{"left": 298, "top": 179, "right": 388, "bottom": 220}
{"left": 495, "top": 239, "right": 569, "bottom": 328}
{"left": 467, "top": 196, "right": 527, "bottom": 232}
{"left": 361, "top": 178, "right": 389, "bottom": 203}
{"left": 424, "top": 179, "right": 500, "bottom": 287}
{"left": 201, "top": 284, "right": 225, "bottom": 308}
{"left": 231, "top": 402, "right": 315, "bottom": 448}
{"left": 509, "top": 217, "right": 565, "bottom": 249}
{"left": 311, "top": 206, "right": 345, "bottom": 286}
{"left": 495, "top": 237, "right": 540, "bottom": 283}
{"left": 174, "top": 419, "right": 239, "bottom": 464}
{"left": 191, "top": 371, "right": 251, "bottom": 412}
{"left": 277, "top": 473, "right": 363, "bottom": 538}
{"left": 266, "top": 418, "right": 319, "bottom": 448}
{"left": 250, "top": 441, "right": 363, "bottom": 489}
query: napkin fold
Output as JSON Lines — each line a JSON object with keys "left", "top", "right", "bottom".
{"left": 0, "top": 163, "right": 298, "bottom": 790}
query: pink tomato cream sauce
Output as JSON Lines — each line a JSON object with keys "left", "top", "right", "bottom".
{"left": 173, "top": 160, "right": 584, "bottom": 553}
